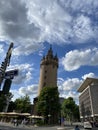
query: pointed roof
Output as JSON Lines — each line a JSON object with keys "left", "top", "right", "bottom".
{"left": 46, "top": 45, "right": 53, "bottom": 58}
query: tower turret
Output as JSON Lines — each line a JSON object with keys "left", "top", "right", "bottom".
{"left": 38, "top": 46, "right": 58, "bottom": 96}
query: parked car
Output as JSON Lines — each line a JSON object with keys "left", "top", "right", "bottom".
{"left": 84, "top": 121, "right": 92, "bottom": 129}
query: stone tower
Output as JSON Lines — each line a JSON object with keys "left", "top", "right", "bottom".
{"left": 38, "top": 46, "right": 58, "bottom": 95}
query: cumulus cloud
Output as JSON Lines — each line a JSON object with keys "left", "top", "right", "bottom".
{"left": 7, "top": 63, "right": 34, "bottom": 84}
{"left": 58, "top": 77, "right": 82, "bottom": 103}
{"left": 58, "top": 72, "right": 97, "bottom": 103}
{"left": 73, "top": 15, "right": 94, "bottom": 43}
{"left": 82, "top": 72, "right": 97, "bottom": 80}
{"left": 0, "top": 44, "right": 4, "bottom": 62}
{"left": 10, "top": 72, "right": 97, "bottom": 104}
{"left": 11, "top": 84, "right": 38, "bottom": 103}
{"left": 0, "top": 44, "right": 3, "bottom": 53}
{"left": 62, "top": 78, "right": 82, "bottom": 91}
{"left": 0, "top": 0, "right": 98, "bottom": 56}
{"left": 1, "top": 0, "right": 98, "bottom": 104}
{"left": 61, "top": 48, "right": 98, "bottom": 71}
{"left": 10, "top": 89, "right": 22, "bottom": 101}
{"left": 0, "top": 0, "right": 43, "bottom": 55}
{"left": 19, "top": 84, "right": 38, "bottom": 95}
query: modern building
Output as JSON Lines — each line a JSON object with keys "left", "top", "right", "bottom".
{"left": 38, "top": 46, "right": 58, "bottom": 96}
{"left": 78, "top": 77, "right": 98, "bottom": 121}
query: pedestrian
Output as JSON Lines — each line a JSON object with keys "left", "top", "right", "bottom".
{"left": 13, "top": 119, "right": 17, "bottom": 126}
{"left": 75, "top": 125, "right": 80, "bottom": 130}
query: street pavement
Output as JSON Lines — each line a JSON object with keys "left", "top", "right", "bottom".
{"left": 0, "top": 122, "right": 82, "bottom": 130}
{"left": 0, "top": 121, "right": 98, "bottom": 130}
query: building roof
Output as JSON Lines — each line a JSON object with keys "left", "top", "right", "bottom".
{"left": 78, "top": 77, "right": 98, "bottom": 92}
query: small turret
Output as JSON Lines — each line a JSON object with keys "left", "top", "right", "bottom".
{"left": 46, "top": 45, "right": 53, "bottom": 59}
{"left": 40, "top": 46, "right": 58, "bottom": 67}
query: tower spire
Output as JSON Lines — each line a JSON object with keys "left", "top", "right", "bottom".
{"left": 50, "top": 44, "right": 52, "bottom": 50}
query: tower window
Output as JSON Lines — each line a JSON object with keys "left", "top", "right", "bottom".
{"left": 43, "top": 82, "right": 46, "bottom": 86}
{"left": 44, "top": 76, "right": 46, "bottom": 79}
{"left": 53, "top": 65, "right": 55, "bottom": 68}
{"left": 45, "top": 70, "right": 47, "bottom": 73}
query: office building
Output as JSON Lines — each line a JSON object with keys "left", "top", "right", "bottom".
{"left": 78, "top": 78, "right": 98, "bottom": 121}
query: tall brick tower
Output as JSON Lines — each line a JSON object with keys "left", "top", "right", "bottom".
{"left": 38, "top": 46, "right": 58, "bottom": 95}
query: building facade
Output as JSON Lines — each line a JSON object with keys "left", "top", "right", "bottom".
{"left": 78, "top": 78, "right": 98, "bottom": 121}
{"left": 38, "top": 46, "right": 58, "bottom": 96}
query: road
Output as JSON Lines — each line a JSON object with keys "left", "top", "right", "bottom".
{"left": 0, "top": 122, "right": 84, "bottom": 130}
{"left": 0, "top": 122, "right": 98, "bottom": 130}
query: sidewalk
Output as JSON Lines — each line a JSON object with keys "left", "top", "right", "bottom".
{"left": 0, "top": 121, "right": 35, "bottom": 129}
{"left": 0, "top": 121, "right": 85, "bottom": 130}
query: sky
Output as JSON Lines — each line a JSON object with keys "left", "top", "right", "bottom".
{"left": 0, "top": 0, "right": 98, "bottom": 104}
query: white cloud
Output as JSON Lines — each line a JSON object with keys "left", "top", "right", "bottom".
{"left": 11, "top": 89, "right": 22, "bottom": 101}
{"left": 13, "top": 43, "right": 44, "bottom": 56}
{"left": 11, "top": 84, "right": 38, "bottom": 103}
{"left": 61, "top": 48, "right": 98, "bottom": 71}
{"left": 73, "top": 15, "right": 94, "bottom": 43}
{"left": 58, "top": 77, "right": 82, "bottom": 103}
{"left": 10, "top": 72, "right": 97, "bottom": 104}
{"left": 0, "top": 44, "right": 3, "bottom": 53}
{"left": 7, "top": 63, "right": 34, "bottom": 84}
{"left": 62, "top": 78, "right": 82, "bottom": 91}
{"left": 82, "top": 72, "right": 97, "bottom": 80}
{"left": 0, "top": 0, "right": 97, "bottom": 56}
{"left": 58, "top": 72, "right": 97, "bottom": 104}
{"left": 0, "top": 0, "right": 98, "bottom": 105}
{"left": 26, "top": 71, "right": 32, "bottom": 81}
{"left": 0, "top": 44, "right": 4, "bottom": 62}
{"left": 62, "top": 91, "right": 79, "bottom": 104}
{"left": 19, "top": 84, "right": 38, "bottom": 95}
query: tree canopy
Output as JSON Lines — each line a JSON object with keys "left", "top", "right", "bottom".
{"left": 61, "top": 97, "right": 80, "bottom": 121}
{"left": 36, "top": 86, "right": 60, "bottom": 124}
{"left": 14, "top": 94, "right": 31, "bottom": 113}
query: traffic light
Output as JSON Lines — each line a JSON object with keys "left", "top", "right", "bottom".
{"left": 2, "top": 79, "right": 12, "bottom": 94}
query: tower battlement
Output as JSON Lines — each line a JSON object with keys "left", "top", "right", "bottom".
{"left": 40, "top": 47, "right": 58, "bottom": 68}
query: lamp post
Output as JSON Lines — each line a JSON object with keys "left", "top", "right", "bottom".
{"left": 48, "top": 114, "right": 51, "bottom": 125}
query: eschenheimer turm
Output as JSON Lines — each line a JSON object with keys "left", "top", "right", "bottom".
{"left": 38, "top": 46, "right": 59, "bottom": 96}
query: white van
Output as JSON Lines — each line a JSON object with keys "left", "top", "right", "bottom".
{"left": 84, "top": 121, "right": 92, "bottom": 129}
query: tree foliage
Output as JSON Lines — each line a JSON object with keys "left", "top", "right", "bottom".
{"left": 14, "top": 94, "right": 31, "bottom": 113}
{"left": 61, "top": 97, "right": 80, "bottom": 121}
{"left": 8, "top": 101, "right": 16, "bottom": 112}
{"left": 36, "top": 87, "right": 60, "bottom": 124}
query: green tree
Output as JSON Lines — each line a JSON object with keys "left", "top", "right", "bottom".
{"left": 8, "top": 101, "right": 16, "bottom": 112}
{"left": 36, "top": 87, "right": 60, "bottom": 124}
{"left": 14, "top": 94, "right": 31, "bottom": 113}
{"left": 61, "top": 97, "right": 80, "bottom": 122}
{"left": 73, "top": 104, "right": 80, "bottom": 121}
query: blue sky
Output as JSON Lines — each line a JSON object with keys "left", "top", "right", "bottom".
{"left": 0, "top": 0, "right": 98, "bottom": 104}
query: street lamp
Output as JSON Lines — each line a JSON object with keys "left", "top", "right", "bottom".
{"left": 48, "top": 114, "right": 51, "bottom": 125}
